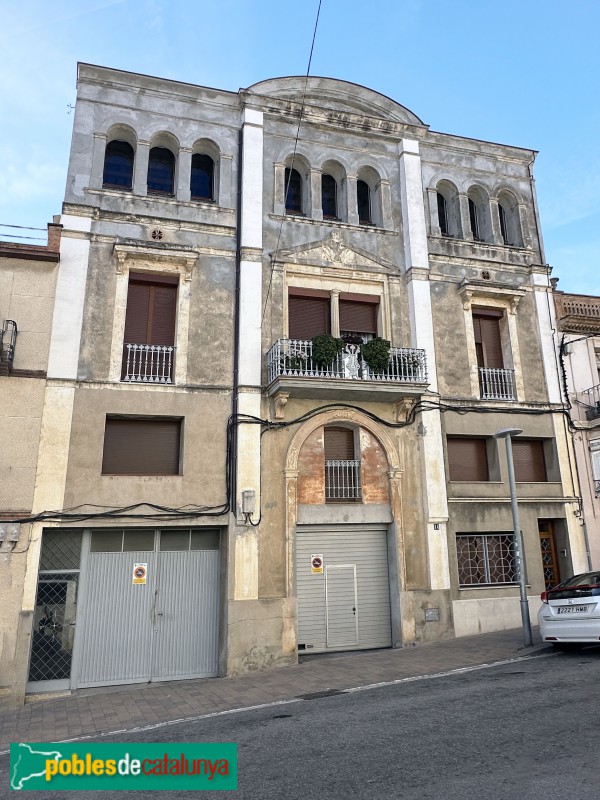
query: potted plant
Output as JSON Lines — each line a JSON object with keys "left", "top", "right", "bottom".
{"left": 311, "top": 334, "right": 344, "bottom": 368}
{"left": 361, "top": 337, "right": 391, "bottom": 373}
{"left": 341, "top": 333, "right": 364, "bottom": 346}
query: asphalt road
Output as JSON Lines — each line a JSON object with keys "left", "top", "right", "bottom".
{"left": 2, "top": 646, "right": 599, "bottom": 799}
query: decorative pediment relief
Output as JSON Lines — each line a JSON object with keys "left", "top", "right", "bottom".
{"left": 114, "top": 242, "right": 198, "bottom": 281}
{"left": 273, "top": 230, "right": 393, "bottom": 272}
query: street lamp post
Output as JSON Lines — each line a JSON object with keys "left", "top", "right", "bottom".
{"left": 494, "top": 427, "right": 533, "bottom": 647}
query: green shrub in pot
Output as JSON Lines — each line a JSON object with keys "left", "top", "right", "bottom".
{"left": 311, "top": 334, "right": 344, "bottom": 368}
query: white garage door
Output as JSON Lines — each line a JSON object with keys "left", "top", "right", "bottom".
{"left": 296, "top": 524, "right": 392, "bottom": 653}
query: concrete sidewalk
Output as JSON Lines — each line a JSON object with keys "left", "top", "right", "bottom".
{"left": 0, "top": 628, "right": 549, "bottom": 751}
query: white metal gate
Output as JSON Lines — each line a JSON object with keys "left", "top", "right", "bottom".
{"left": 72, "top": 529, "right": 220, "bottom": 688}
{"left": 297, "top": 524, "right": 392, "bottom": 653}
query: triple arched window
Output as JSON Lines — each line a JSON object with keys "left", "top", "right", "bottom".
{"left": 433, "top": 180, "right": 524, "bottom": 247}
{"left": 280, "top": 159, "right": 383, "bottom": 227}
{"left": 102, "top": 132, "right": 218, "bottom": 204}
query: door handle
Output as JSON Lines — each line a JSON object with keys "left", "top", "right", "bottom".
{"left": 352, "top": 607, "right": 356, "bottom": 614}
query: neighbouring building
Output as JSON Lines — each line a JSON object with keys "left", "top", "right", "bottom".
{"left": 554, "top": 289, "right": 600, "bottom": 567}
{"left": 0, "top": 223, "right": 61, "bottom": 708}
{"left": 0, "top": 64, "right": 588, "bottom": 707}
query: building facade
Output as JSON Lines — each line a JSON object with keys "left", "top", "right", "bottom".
{"left": 554, "top": 290, "right": 600, "bottom": 567}
{"left": 1, "top": 64, "right": 588, "bottom": 706}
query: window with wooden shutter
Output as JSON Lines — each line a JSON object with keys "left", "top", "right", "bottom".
{"left": 324, "top": 427, "right": 360, "bottom": 502}
{"left": 512, "top": 439, "right": 547, "bottom": 482}
{"left": 324, "top": 427, "right": 355, "bottom": 460}
{"left": 472, "top": 307, "right": 504, "bottom": 369}
{"left": 288, "top": 292, "right": 330, "bottom": 340}
{"left": 102, "top": 417, "right": 182, "bottom": 475}
{"left": 122, "top": 274, "right": 178, "bottom": 382}
{"left": 339, "top": 296, "right": 378, "bottom": 337}
{"left": 447, "top": 437, "right": 489, "bottom": 481}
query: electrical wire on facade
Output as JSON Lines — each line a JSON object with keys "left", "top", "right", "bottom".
{"left": 261, "top": 0, "right": 322, "bottom": 327}
{"left": 4, "top": 396, "right": 575, "bottom": 526}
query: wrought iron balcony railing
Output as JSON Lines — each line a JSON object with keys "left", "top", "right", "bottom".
{"left": 479, "top": 367, "right": 516, "bottom": 400}
{"left": 595, "top": 479, "right": 600, "bottom": 497}
{"left": 267, "top": 339, "right": 427, "bottom": 385}
{"left": 325, "top": 459, "right": 362, "bottom": 501}
{"left": 122, "top": 343, "right": 175, "bottom": 384}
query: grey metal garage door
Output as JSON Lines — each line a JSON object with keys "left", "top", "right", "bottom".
{"left": 296, "top": 524, "right": 392, "bottom": 653}
{"left": 72, "top": 528, "right": 220, "bottom": 688}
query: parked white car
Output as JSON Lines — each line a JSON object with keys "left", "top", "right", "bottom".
{"left": 538, "top": 571, "right": 600, "bottom": 649}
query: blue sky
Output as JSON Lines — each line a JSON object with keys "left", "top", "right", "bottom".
{"left": 1, "top": 0, "right": 598, "bottom": 295}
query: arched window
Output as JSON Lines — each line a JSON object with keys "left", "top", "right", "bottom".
{"left": 285, "top": 168, "right": 303, "bottom": 214}
{"left": 190, "top": 153, "right": 214, "bottom": 201}
{"left": 357, "top": 180, "right": 371, "bottom": 225}
{"left": 103, "top": 140, "right": 134, "bottom": 189}
{"left": 468, "top": 197, "right": 480, "bottom": 241}
{"left": 437, "top": 192, "right": 449, "bottom": 235}
{"left": 467, "top": 187, "right": 492, "bottom": 243}
{"left": 497, "top": 192, "right": 522, "bottom": 247}
{"left": 147, "top": 147, "right": 175, "bottom": 195}
{"left": 322, "top": 174, "right": 338, "bottom": 219}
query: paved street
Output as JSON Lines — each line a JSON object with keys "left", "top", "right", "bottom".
{"left": 2, "top": 641, "right": 599, "bottom": 798}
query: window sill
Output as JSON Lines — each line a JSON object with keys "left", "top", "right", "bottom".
{"left": 458, "top": 583, "right": 524, "bottom": 591}
{"left": 102, "top": 184, "right": 132, "bottom": 192}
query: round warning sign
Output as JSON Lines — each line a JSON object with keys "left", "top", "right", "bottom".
{"left": 132, "top": 563, "right": 148, "bottom": 585}
{"left": 311, "top": 554, "right": 324, "bottom": 574}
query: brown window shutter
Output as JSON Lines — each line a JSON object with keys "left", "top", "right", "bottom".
{"left": 472, "top": 309, "right": 504, "bottom": 369}
{"left": 124, "top": 283, "right": 151, "bottom": 344}
{"left": 150, "top": 286, "right": 177, "bottom": 346}
{"left": 102, "top": 418, "right": 181, "bottom": 475}
{"left": 124, "top": 281, "right": 177, "bottom": 346}
{"left": 447, "top": 438, "right": 489, "bottom": 481}
{"left": 324, "top": 427, "right": 355, "bottom": 460}
{"left": 512, "top": 439, "right": 547, "bottom": 482}
{"left": 339, "top": 300, "right": 378, "bottom": 334}
{"left": 288, "top": 295, "right": 330, "bottom": 340}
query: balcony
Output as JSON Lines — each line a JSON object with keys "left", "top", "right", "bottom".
{"left": 121, "top": 343, "right": 175, "bottom": 384}
{"left": 0, "top": 320, "right": 17, "bottom": 376}
{"left": 479, "top": 367, "right": 516, "bottom": 401}
{"left": 266, "top": 339, "right": 428, "bottom": 402}
{"left": 325, "top": 460, "right": 362, "bottom": 501}
{"left": 555, "top": 293, "right": 600, "bottom": 334}
{"left": 582, "top": 384, "right": 600, "bottom": 421}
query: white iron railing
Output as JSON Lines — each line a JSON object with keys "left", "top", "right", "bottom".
{"left": 582, "top": 383, "right": 600, "bottom": 408}
{"left": 122, "top": 343, "right": 175, "bottom": 383}
{"left": 479, "top": 367, "right": 516, "bottom": 400}
{"left": 325, "top": 460, "right": 362, "bottom": 501}
{"left": 267, "top": 339, "right": 427, "bottom": 384}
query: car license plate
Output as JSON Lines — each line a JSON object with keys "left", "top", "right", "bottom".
{"left": 557, "top": 605, "right": 589, "bottom": 614}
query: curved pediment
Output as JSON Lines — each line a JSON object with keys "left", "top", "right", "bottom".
{"left": 245, "top": 76, "right": 424, "bottom": 127}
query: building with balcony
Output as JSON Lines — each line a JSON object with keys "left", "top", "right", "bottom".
{"left": 554, "top": 290, "right": 600, "bottom": 567}
{"left": 0, "top": 64, "right": 588, "bottom": 706}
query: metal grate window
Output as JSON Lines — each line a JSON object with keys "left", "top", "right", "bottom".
{"left": 325, "top": 460, "right": 362, "bottom": 501}
{"left": 39, "top": 529, "right": 82, "bottom": 571}
{"left": 456, "top": 533, "right": 517, "bottom": 586}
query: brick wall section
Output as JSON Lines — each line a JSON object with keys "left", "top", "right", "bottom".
{"left": 360, "top": 429, "right": 390, "bottom": 504}
{"left": 297, "top": 426, "right": 390, "bottom": 505}
{"left": 298, "top": 428, "right": 326, "bottom": 504}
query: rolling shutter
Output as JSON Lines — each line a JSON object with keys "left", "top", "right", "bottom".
{"left": 124, "top": 277, "right": 177, "bottom": 346}
{"left": 447, "top": 438, "right": 489, "bottom": 481}
{"left": 288, "top": 295, "right": 330, "bottom": 340}
{"left": 512, "top": 439, "right": 547, "bottom": 482}
{"left": 472, "top": 308, "right": 504, "bottom": 369}
{"left": 324, "top": 427, "right": 355, "bottom": 460}
{"left": 339, "top": 299, "right": 378, "bottom": 334}
{"left": 102, "top": 418, "right": 181, "bottom": 475}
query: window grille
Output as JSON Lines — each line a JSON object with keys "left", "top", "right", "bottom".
{"left": 456, "top": 533, "right": 517, "bottom": 586}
